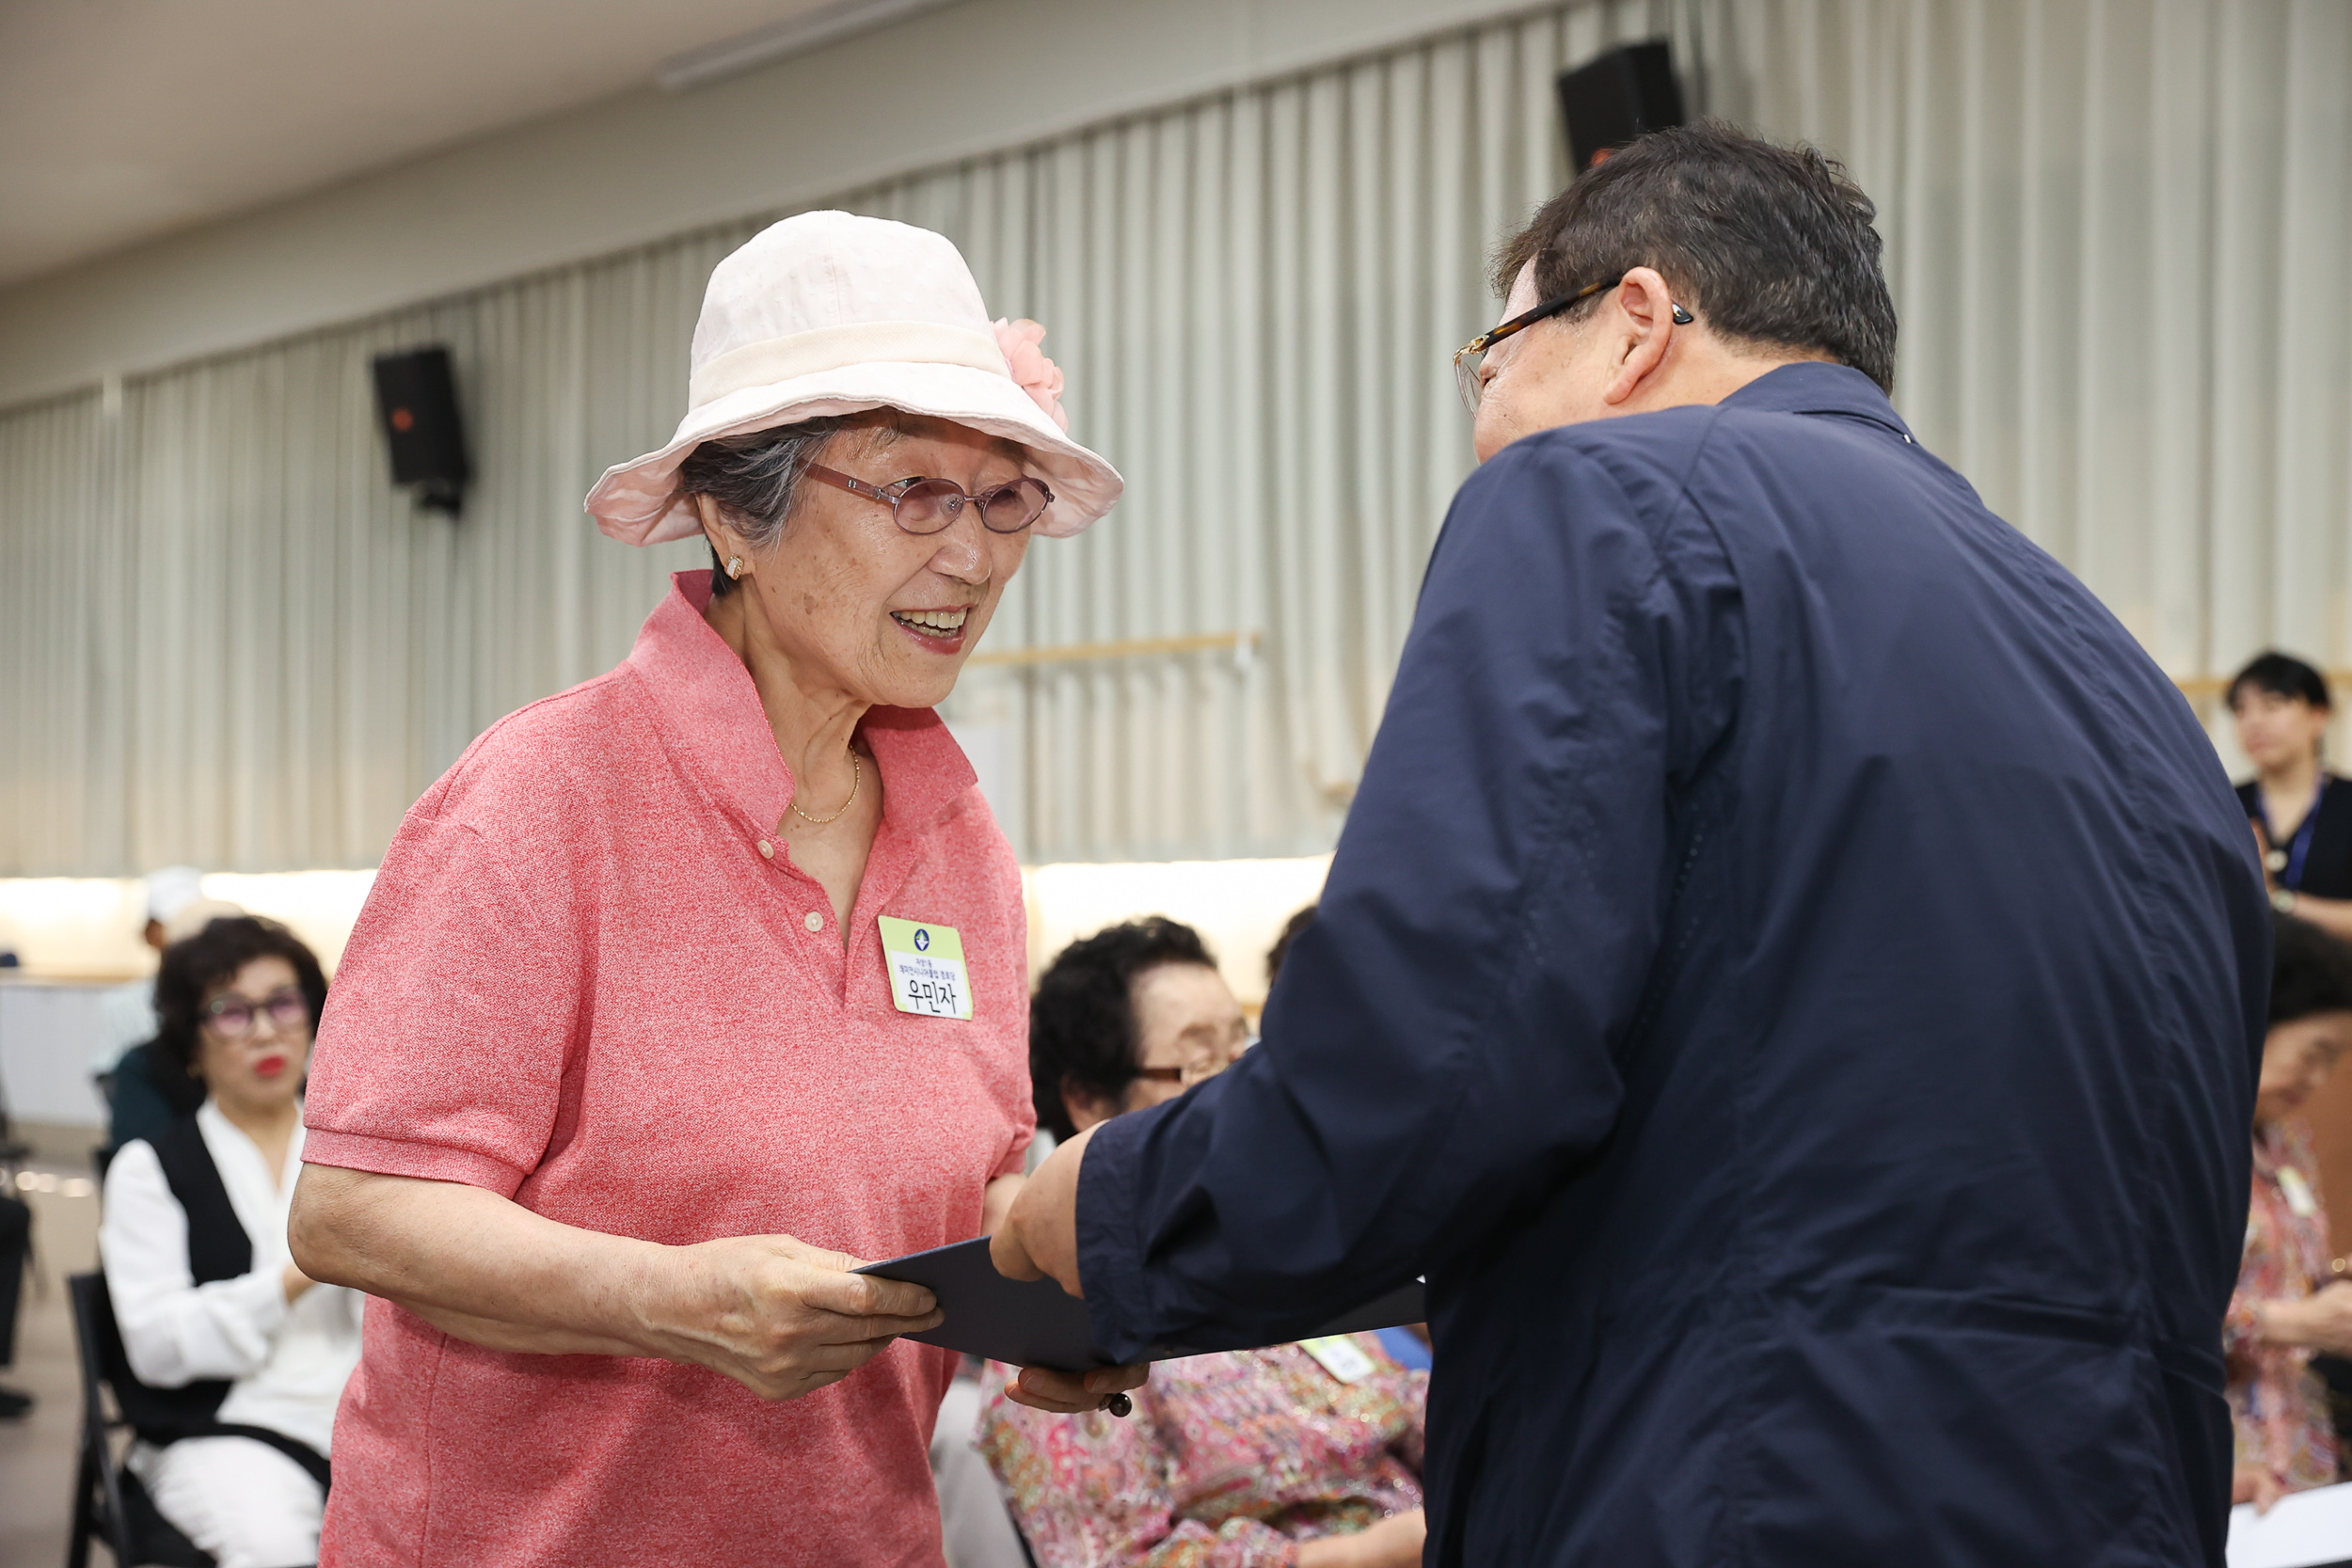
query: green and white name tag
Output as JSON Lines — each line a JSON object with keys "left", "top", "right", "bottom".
{"left": 879, "top": 917, "right": 974, "bottom": 1021}
{"left": 2282, "top": 1166, "right": 2320, "bottom": 1219}
{"left": 1298, "top": 1334, "right": 1377, "bottom": 1384}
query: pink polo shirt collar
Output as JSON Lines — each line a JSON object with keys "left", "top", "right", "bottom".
{"left": 627, "top": 571, "right": 977, "bottom": 838}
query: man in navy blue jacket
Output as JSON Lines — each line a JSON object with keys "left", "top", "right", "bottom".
{"left": 997, "top": 126, "right": 2269, "bottom": 1565}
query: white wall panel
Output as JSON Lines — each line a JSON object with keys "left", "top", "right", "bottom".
{"left": 4, "top": 0, "right": 2349, "bottom": 876}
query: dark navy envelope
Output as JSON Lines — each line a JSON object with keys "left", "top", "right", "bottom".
{"left": 857, "top": 1237, "right": 1425, "bottom": 1370}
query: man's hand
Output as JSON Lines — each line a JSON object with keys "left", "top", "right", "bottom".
{"left": 2261, "top": 1281, "right": 2352, "bottom": 1357}
{"left": 2234, "top": 1462, "right": 2286, "bottom": 1515}
{"left": 991, "top": 1124, "right": 1097, "bottom": 1295}
{"left": 999, "top": 1361, "right": 1150, "bottom": 1415}
{"left": 988, "top": 1126, "right": 1148, "bottom": 1414}
{"left": 1296, "top": 1510, "right": 1427, "bottom": 1567}
{"left": 980, "top": 1173, "right": 1025, "bottom": 1236}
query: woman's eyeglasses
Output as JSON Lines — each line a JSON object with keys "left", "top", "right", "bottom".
{"left": 803, "top": 464, "right": 1054, "bottom": 536}
{"left": 1134, "top": 1062, "right": 1230, "bottom": 1088}
{"left": 1133, "top": 1029, "right": 1254, "bottom": 1089}
{"left": 1452, "top": 280, "right": 1693, "bottom": 413}
{"left": 201, "top": 989, "right": 311, "bottom": 1039}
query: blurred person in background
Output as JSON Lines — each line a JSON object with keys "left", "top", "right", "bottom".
{"left": 979, "top": 918, "right": 1426, "bottom": 1568}
{"left": 288, "top": 213, "right": 1137, "bottom": 1567}
{"left": 99, "top": 915, "right": 358, "bottom": 1568}
{"left": 100, "top": 876, "right": 246, "bottom": 1162}
{"left": 2233, "top": 652, "right": 2352, "bottom": 942}
{"left": 1265, "top": 903, "right": 1316, "bottom": 990}
{"left": 1031, "top": 919, "right": 1251, "bottom": 1132}
{"left": 89, "top": 868, "right": 198, "bottom": 1108}
{"left": 2230, "top": 912, "right": 2352, "bottom": 1512}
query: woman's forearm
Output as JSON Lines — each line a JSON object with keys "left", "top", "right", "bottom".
{"left": 289, "top": 1163, "right": 958, "bottom": 1401}
{"left": 396, "top": 1297, "right": 647, "bottom": 1356}
{"left": 290, "top": 1164, "right": 675, "bottom": 1356}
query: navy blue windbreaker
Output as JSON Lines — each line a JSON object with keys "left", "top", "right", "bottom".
{"left": 1074, "top": 364, "right": 2270, "bottom": 1566}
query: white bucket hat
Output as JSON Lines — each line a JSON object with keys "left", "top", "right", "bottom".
{"left": 586, "top": 211, "right": 1122, "bottom": 544}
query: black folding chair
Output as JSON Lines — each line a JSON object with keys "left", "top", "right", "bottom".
{"left": 65, "top": 1272, "right": 214, "bottom": 1568}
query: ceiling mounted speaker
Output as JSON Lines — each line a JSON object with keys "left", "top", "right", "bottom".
{"left": 371, "top": 346, "right": 469, "bottom": 517}
{"left": 1557, "top": 41, "right": 1685, "bottom": 174}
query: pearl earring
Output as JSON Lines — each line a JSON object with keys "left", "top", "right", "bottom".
{"left": 726, "top": 555, "right": 745, "bottom": 579}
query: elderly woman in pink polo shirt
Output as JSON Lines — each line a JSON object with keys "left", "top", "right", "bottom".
{"left": 289, "top": 213, "right": 1143, "bottom": 1567}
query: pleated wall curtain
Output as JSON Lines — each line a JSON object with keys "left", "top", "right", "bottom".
{"left": 3, "top": 0, "right": 2348, "bottom": 877}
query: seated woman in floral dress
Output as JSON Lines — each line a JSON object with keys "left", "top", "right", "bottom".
{"left": 977, "top": 918, "right": 1429, "bottom": 1568}
{"left": 2229, "top": 912, "right": 2352, "bottom": 1511}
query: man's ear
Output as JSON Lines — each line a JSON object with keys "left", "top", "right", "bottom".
{"left": 1601, "top": 265, "right": 1681, "bottom": 407}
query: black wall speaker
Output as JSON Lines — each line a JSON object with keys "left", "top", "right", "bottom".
{"left": 371, "top": 346, "right": 470, "bottom": 515}
{"left": 1557, "top": 41, "right": 1685, "bottom": 174}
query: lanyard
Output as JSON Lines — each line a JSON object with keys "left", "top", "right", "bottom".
{"left": 2262, "top": 777, "right": 2328, "bottom": 892}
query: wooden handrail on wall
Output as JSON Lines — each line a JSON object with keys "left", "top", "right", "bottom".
{"left": 967, "top": 630, "right": 1259, "bottom": 669}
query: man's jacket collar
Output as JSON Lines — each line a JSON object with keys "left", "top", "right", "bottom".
{"left": 1722, "top": 360, "right": 1913, "bottom": 441}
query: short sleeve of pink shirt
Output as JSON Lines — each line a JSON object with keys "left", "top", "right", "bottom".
{"left": 304, "top": 572, "right": 1034, "bottom": 1568}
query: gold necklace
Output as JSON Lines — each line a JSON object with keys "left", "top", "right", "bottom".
{"left": 790, "top": 750, "right": 863, "bottom": 826}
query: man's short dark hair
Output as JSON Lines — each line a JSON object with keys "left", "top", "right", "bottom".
{"left": 1494, "top": 122, "right": 1898, "bottom": 392}
{"left": 2228, "top": 650, "right": 2331, "bottom": 715}
{"left": 153, "top": 915, "right": 328, "bottom": 1082}
{"left": 2270, "top": 913, "right": 2352, "bottom": 1027}
{"left": 1029, "top": 917, "right": 1216, "bottom": 1141}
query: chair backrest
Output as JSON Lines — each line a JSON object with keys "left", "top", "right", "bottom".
{"left": 67, "top": 1271, "right": 218, "bottom": 1568}
{"left": 65, "top": 1273, "right": 119, "bottom": 1436}
{"left": 69, "top": 1271, "right": 231, "bottom": 1439}
{"left": 0, "top": 1193, "right": 27, "bottom": 1368}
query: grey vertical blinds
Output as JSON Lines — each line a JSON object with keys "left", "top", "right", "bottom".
{"left": 4, "top": 0, "right": 2348, "bottom": 876}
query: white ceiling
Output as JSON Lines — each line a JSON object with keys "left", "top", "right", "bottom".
{"left": 0, "top": 0, "right": 857, "bottom": 288}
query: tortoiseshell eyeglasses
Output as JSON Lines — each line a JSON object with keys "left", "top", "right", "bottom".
{"left": 1453, "top": 281, "right": 1693, "bottom": 413}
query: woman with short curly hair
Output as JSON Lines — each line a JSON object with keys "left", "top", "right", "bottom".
{"left": 987, "top": 918, "right": 1429, "bottom": 1568}
{"left": 98, "top": 914, "right": 358, "bottom": 1568}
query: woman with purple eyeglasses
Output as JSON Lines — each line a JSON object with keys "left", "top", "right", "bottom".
{"left": 100, "top": 914, "right": 357, "bottom": 1568}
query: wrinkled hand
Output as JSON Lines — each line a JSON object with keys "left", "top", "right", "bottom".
{"left": 2264, "top": 1281, "right": 2352, "bottom": 1357}
{"left": 2301, "top": 1281, "right": 2352, "bottom": 1356}
{"left": 999, "top": 1360, "right": 1151, "bottom": 1415}
{"left": 2234, "top": 1463, "right": 2286, "bottom": 1515}
{"left": 1297, "top": 1509, "right": 1428, "bottom": 1568}
{"left": 639, "top": 1234, "right": 942, "bottom": 1402}
{"left": 987, "top": 1127, "right": 1147, "bottom": 1413}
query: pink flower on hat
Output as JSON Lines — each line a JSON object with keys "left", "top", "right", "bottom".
{"left": 993, "top": 317, "right": 1070, "bottom": 433}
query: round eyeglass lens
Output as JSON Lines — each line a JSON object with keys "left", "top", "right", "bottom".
{"left": 892, "top": 479, "right": 968, "bottom": 535}
{"left": 979, "top": 478, "right": 1049, "bottom": 533}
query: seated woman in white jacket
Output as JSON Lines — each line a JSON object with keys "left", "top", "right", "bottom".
{"left": 99, "top": 914, "right": 362, "bottom": 1568}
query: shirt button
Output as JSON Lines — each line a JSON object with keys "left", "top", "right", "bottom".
{"left": 757, "top": 839, "right": 774, "bottom": 859}
{"left": 804, "top": 911, "right": 825, "bottom": 932}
